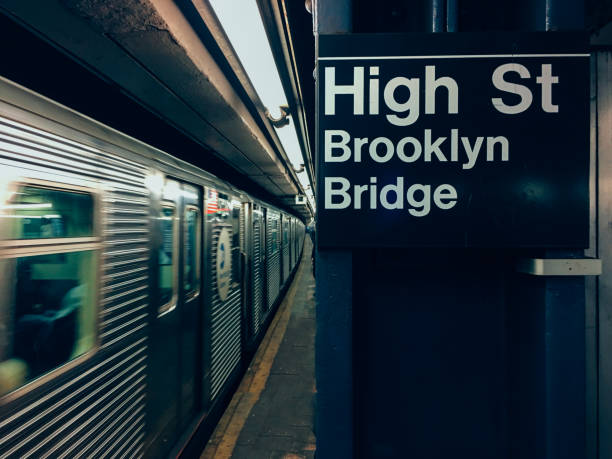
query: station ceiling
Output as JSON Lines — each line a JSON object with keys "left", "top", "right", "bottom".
{"left": 8, "top": 0, "right": 606, "bottom": 223}
{"left": 0, "top": 0, "right": 315, "bottom": 220}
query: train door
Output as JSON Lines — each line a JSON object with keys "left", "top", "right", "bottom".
{"left": 290, "top": 218, "right": 295, "bottom": 269}
{"left": 249, "top": 203, "right": 266, "bottom": 346}
{"left": 205, "top": 189, "right": 243, "bottom": 403}
{"left": 266, "top": 210, "right": 281, "bottom": 311}
{"left": 294, "top": 219, "right": 298, "bottom": 266}
{"left": 262, "top": 206, "right": 268, "bottom": 314}
{"left": 279, "top": 214, "right": 285, "bottom": 286}
{"left": 240, "top": 201, "right": 249, "bottom": 349}
{"left": 282, "top": 215, "right": 289, "bottom": 285}
{"left": 145, "top": 178, "right": 202, "bottom": 457}
{"left": 178, "top": 183, "right": 202, "bottom": 429}
{"left": 288, "top": 217, "right": 292, "bottom": 271}
{"left": 293, "top": 219, "right": 298, "bottom": 261}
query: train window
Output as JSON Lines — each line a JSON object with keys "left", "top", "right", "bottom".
{"left": 158, "top": 205, "right": 177, "bottom": 316}
{"left": 208, "top": 191, "right": 230, "bottom": 221}
{"left": 0, "top": 183, "right": 99, "bottom": 397}
{"left": 0, "top": 251, "right": 97, "bottom": 395}
{"left": 270, "top": 218, "right": 279, "bottom": 253}
{"left": 232, "top": 204, "right": 240, "bottom": 247}
{"left": 231, "top": 201, "right": 241, "bottom": 283}
{"left": 184, "top": 206, "right": 200, "bottom": 297}
{"left": 283, "top": 220, "right": 288, "bottom": 245}
{"left": 2, "top": 185, "right": 94, "bottom": 239}
{"left": 218, "top": 196, "right": 230, "bottom": 220}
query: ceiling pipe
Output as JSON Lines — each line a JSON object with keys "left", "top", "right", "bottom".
{"left": 545, "top": 0, "right": 584, "bottom": 30}
{"left": 431, "top": 0, "right": 445, "bottom": 32}
{"left": 446, "top": 0, "right": 458, "bottom": 32}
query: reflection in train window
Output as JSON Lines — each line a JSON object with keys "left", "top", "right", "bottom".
{"left": 0, "top": 251, "right": 97, "bottom": 396}
{"left": 231, "top": 202, "right": 241, "bottom": 283}
{"left": 0, "top": 184, "right": 98, "bottom": 397}
{"left": 217, "top": 195, "right": 230, "bottom": 220}
{"left": 283, "top": 220, "right": 288, "bottom": 245}
{"left": 184, "top": 206, "right": 200, "bottom": 297}
{"left": 271, "top": 218, "right": 279, "bottom": 253}
{"left": 158, "top": 205, "right": 177, "bottom": 315}
{"left": 2, "top": 185, "right": 94, "bottom": 239}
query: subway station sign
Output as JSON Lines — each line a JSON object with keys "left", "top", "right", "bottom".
{"left": 316, "top": 32, "right": 589, "bottom": 248}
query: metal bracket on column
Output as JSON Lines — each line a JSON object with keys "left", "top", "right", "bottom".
{"left": 516, "top": 258, "right": 602, "bottom": 276}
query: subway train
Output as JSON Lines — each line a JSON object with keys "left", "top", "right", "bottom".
{"left": 0, "top": 76, "right": 306, "bottom": 458}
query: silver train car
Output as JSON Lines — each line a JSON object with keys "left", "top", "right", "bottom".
{"left": 0, "top": 77, "right": 305, "bottom": 458}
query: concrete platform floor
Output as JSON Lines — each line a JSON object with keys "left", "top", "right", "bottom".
{"left": 201, "top": 238, "right": 316, "bottom": 459}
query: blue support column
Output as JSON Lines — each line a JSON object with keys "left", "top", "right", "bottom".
{"left": 431, "top": 0, "right": 445, "bottom": 32}
{"left": 315, "top": 250, "right": 353, "bottom": 459}
{"left": 314, "top": 1, "right": 353, "bottom": 458}
{"left": 544, "top": 272, "right": 586, "bottom": 458}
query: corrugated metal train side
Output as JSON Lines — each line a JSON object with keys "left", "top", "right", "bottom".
{"left": 0, "top": 77, "right": 305, "bottom": 458}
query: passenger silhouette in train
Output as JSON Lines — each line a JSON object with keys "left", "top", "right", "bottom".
{"left": 13, "top": 261, "right": 81, "bottom": 378}
{"left": 307, "top": 224, "right": 315, "bottom": 276}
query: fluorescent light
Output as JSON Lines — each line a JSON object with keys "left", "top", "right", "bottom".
{"left": 0, "top": 213, "right": 60, "bottom": 219}
{"left": 144, "top": 173, "right": 164, "bottom": 193}
{"left": 1, "top": 203, "right": 53, "bottom": 210}
{"left": 209, "top": 0, "right": 314, "bottom": 204}
{"left": 275, "top": 118, "right": 306, "bottom": 169}
{"left": 163, "top": 181, "right": 180, "bottom": 201}
{"left": 208, "top": 0, "right": 287, "bottom": 118}
{"left": 181, "top": 190, "right": 199, "bottom": 201}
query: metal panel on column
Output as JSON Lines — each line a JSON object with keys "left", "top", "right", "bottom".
{"left": 598, "top": 51, "right": 612, "bottom": 459}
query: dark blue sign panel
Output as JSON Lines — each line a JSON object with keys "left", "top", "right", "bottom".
{"left": 316, "top": 32, "right": 589, "bottom": 248}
